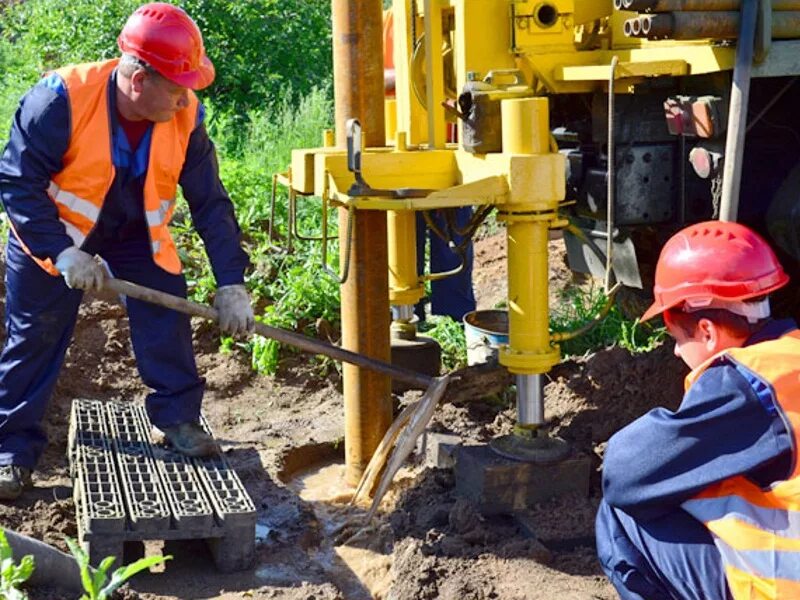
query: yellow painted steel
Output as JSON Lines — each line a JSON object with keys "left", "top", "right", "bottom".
{"left": 394, "top": 0, "right": 429, "bottom": 146}
{"left": 496, "top": 97, "right": 561, "bottom": 376}
{"left": 387, "top": 209, "right": 424, "bottom": 306}
{"left": 384, "top": 98, "right": 398, "bottom": 144}
{"left": 501, "top": 98, "right": 549, "bottom": 155}
{"left": 423, "top": 0, "right": 447, "bottom": 148}
{"left": 501, "top": 218, "right": 561, "bottom": 374}
{"left": 286, "top": 0, "right": 773, "bottom": 416}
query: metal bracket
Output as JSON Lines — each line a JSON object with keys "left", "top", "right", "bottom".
{"left": 345, "top": 119, "right": 433, "bottom": 199}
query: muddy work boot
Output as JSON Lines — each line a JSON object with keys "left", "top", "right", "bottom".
{"left": 160, "top": 422, "right": 219, "bottom": 457}
{"left": 0, "top": 465, "right": 32, "bottom": 501}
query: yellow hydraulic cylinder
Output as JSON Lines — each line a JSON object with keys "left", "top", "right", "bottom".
{"left": 506, "top": 220, "right": 553, "bottom": 369}
{"left": 332, "top": 0, "right": 393, "bottom": 487}
{"left": 387, "top": 210, "right": 425, "bottom": 307}
{"left": 498, "top": 97, "right": 561, "bottom": 376}
{"left": 502, "top": 98, "right": 550, "bottom": 155}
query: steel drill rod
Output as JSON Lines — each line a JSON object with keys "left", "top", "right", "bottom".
{"left": 620, "top": 0, "right": 800, "bottom": 12}
{"left": 104, "top": 277, "right": 433, "bottom": 390}
{"left": 627, "top": 11, "right": 800, "bottom": 39}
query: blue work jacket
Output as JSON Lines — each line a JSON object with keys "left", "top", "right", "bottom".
{"left": 602, "top": 318, "right": 798, "bottom": 523}
{"left": 0, "top": 69, "right": 249, "bottom": 286}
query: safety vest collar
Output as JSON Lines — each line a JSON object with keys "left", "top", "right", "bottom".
{"left": 41, "top": 59, "right": 196, "bottom": 275}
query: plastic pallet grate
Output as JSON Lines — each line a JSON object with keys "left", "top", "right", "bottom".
{"left": 132, "top": 405, "right": 215, "bottom": 531}
{"left": 70, "top": 399, "right": 255, "bottom": 541}
{"left": 105, "top": 402, "right": 171, "bottom": 533}
{"left": 192, "top": 416, "right": 258, "bottom": 527}
{"left": 69, "top": 400, "right": 126, "bottom": 535}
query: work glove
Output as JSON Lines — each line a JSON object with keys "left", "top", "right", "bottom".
{"left": 214, "top": 284, "right": 255, "bottom": 336}
{"left": 54, "top": 247, "right": 105, "bottom": 291}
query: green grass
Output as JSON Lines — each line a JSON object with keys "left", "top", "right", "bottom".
{"left": 550, "top": 285, "right": 667, "bottom": 357}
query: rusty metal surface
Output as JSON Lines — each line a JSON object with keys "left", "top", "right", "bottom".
{"left": 621, "top": 0, "right": 800, "bottom": 12}
{"left": 332, "top": 0, "right": 393, "bottom": 486}
{"left": 630, "top": 11, "right": 800, "bottom": 40}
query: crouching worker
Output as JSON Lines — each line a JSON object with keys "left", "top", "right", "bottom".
{"left": 596, "top": 221, "right": 800, "bottom": 600}
{"left": 0, "top": 3, "right": 255, "bottom": 501}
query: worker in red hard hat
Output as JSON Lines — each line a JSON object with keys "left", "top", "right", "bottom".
{"left": 0, "top": 3, "right": 253, "bottom": 500}
{"left": 596, "top": 220, "right": 800, "bottom": 599}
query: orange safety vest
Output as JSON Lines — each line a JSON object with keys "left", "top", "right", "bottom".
{"left": 681, "top": 330, "right": 800, "bottom": 599}
{"left": 20, "top": 58, "right": 197, "bottom": 275}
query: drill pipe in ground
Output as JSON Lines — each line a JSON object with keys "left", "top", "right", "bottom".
{"left": 617, "top": 0, "right": 800, "bottom": 11}
{"left": 331, "top": 0, "right": 393, "bottom": 488}
{"left": 625, "top": 11, "right": 800, "bottom": 39}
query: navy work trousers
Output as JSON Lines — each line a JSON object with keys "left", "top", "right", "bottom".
{"left": 416, "top": 207, "right": 477, "bottom": 321}
{"left": 0, "top": 234, "right": 204, "bottom": 468}
{"left": 596, "top": 499, "right": 732, "bottom": 600}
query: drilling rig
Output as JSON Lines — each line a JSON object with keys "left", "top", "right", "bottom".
{"left": 282, "top": 0, "right": 800, "bottom": 509}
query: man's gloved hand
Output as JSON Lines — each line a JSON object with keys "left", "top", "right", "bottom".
{"left": 54, "top": 247, "right": 105, "bottom": 291}
{"left": 214, "top": 284, "right": 255, "bottom": 336}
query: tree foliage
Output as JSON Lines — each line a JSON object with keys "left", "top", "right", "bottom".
{"left": 0, "top": 0, "right": 332, "bottom": 128}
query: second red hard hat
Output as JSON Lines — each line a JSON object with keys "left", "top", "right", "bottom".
{"left": 641, "top": 220, "right": 789, "bottom": 322}
{"left": 118, "top": 2, "right": 215, "bottom": 90}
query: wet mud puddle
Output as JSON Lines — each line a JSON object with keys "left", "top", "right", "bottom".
{"left": 286, "top": 460, "right": 396, "bottom": 599}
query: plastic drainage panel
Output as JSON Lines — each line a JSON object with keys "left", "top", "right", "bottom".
{"left": 69, "top": 399, "right": 256, "bottom": 558}
{"left": 105, "top": 402, "right": 171, "bottom": 533}
{"left": 193, "top": 415, "right": 257, "bottom": 527}
{"left": 69, "top": 399, "right": 126, "bottom": 535}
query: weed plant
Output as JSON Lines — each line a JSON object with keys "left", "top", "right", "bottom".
{"left": 419, "top": 316, "right": 468, "bottom": 371}
{"left": 0, "top": 530, "right": 33, "bottom": 600}
{"left": 550, "top": 285, "right": 667, "bottom": 357}
{"left": 172, "top": 88, "right": 340, "bottom": 374}
{"left": 66, "top": 537, "right": 170, "bottom": 600}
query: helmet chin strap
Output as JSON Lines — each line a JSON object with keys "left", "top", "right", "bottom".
{"left": 683, "top": 297, "right": 771, "bottom": 324}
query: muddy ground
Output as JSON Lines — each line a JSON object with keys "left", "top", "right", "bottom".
{"left": 0, "top": 231, "right": 688, "bottom": 599}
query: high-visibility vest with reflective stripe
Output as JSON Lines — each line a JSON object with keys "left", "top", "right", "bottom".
{"left": 681, "top": 330, "right": 800, "bottom": 599}
{"left": 28, "top": 59, "right": 196, "bottom": 275}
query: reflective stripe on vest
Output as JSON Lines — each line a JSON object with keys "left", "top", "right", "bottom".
{"left": 18, "top": 59, "right": 197, "bottom": 275}
{"left": 681, "top": 331, "right": 800, "bottom": 599}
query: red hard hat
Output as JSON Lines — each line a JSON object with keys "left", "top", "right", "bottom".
{"left": 641, "top": 220, "right": 789, "bottom": 322}
{"left": 118, "top": 3, "right": 215, "bottom": 90}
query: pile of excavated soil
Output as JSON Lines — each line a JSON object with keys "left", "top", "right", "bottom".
{"left": 0, "top": 232, "right": 689, "bottom": 599}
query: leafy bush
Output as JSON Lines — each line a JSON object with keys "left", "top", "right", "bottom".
{"left": 184, "top": 0, "right": 332, "bottom": 117}
{"left": 0, "top": 0, "right": 332, "bottom": 141}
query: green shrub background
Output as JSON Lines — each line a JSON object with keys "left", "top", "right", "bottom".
{"left": 0, "top": 0, "right": 341, "bottom": 373}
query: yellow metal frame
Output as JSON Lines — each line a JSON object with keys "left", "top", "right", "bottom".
{"left": 287, "top": 0, "right": 769, "bottom": 380}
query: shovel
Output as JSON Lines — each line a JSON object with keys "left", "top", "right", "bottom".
{"left": 104, "top": 277, "right": 449, "bottom": 518}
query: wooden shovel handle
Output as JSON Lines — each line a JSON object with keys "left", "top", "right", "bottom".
{"left": 104, "top": 277, "right": 434, "bottom": 390}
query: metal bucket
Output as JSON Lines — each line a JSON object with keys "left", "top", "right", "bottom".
{"left": 463, "top": 309, "right": 509, "bottom": 366}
